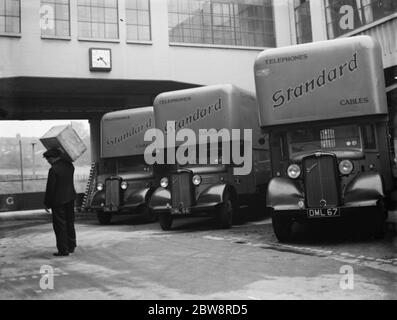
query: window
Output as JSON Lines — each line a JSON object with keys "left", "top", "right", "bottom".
{"left": 126, "top": 0, "right": 151, "bottom": 41}
{"left": 116, "top": 155, "right": 151, "bottom": 173}
{"left": 168, "top": 0, "right": 275, "bottom": 47}
{"left": 103, "top": 158, "right": 116, "bottom": 174}
{"left": 324, "top": 0, "right": 397, "bottom": 39}
{"left": 0, "top": 0, "right": 20, "bottom": 34}
{"left": 288, "top": 125, "right": 362, "bottom": 155}
{"left": 320, "top": 128, "right": 336, "bottom": 148}
{"left": 294, "top": 0, "right": 312, "bottom": 44}
{"left": 40, "top": 0, "right": 70, "bottom": 37}
{"left": 361, "top": 125, "right": 377, "bottom": 149}
{"left": 77, "top": 0, "right": 119, "bottom": 39}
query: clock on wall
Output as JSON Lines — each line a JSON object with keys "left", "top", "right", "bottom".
{"left": 89, "top": 48, "right": 112, "bottom": 72}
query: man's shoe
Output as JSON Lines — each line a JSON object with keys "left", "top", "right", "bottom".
{"left": 53, "top": 252, "right": 69, "bottom": 257}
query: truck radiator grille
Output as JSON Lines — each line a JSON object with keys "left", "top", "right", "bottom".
{"left": 105, "top": 178, "right": 120, "bottom": 208}
{"left": 171, "top": 172, "right": 193, "bottom": 208}
{"left": 303, "top": 154, "right": 340, "bottom": 208}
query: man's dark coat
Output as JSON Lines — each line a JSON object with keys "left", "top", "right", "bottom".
{"left": 44, "top": 159, "right": 77, "bottom": 208}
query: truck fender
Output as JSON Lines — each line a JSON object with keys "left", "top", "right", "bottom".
{"left": 197, "top": 183, "right": 237, "bottom": 206}
{"left": 149, "top": 187, "right": 171, "bottom": 210}
{"left": 266, "top": 177, "right": 304, "bottom": 211}
{"left": 123, "top": 187, "right": 154, "bottom": 207}
{"left": 90, "top": 190, "right": 105, "bottom": 208}
{"left": 343, "top": 171, "right": 384, "bottom": 207}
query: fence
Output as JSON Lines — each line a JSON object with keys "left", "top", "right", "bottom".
{"left": 0, "top": 174, "right": 89, "bottom": 182}
{"left": 0, "top": 192, "right": 85, "bottom": 212}
{"left": 0, "top": 175, "right": 89, "bottom": 195}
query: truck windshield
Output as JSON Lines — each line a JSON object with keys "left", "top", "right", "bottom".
{"left": 288, "top": 125, "right": 362, "bottom": 157}
{"left": 177, "top": 142, "right": 230, "bottom": 166}
{"left": 117, "top": 156, "right": 151, "bottom": 174}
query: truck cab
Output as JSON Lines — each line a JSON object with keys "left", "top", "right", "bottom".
{"left": 89, "top": 107, "right": 157, "bottom": 225}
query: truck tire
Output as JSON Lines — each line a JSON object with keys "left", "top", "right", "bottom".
{"left": 215, "top": 191, "right": 234, "bottom": 229}
{"left": 97, "top": 211, "right": 112, "bottom": 225}
{"left": 138, "top": 205, "right": 157, "bottom": 223}
{"left": 373, "top": 201, "right": 387, "bottom": 239}
{"left": 159, "top": 212, "right": 173, "bottom": 230}
{"left": 272, "top": 215, "right": 293, "bottom": 242}
{"left": 248, "top": 196, "right": 266, "bottom": 221}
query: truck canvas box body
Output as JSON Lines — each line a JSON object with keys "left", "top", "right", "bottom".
{"left": 89, "top": 106, "right": 157, "bottom": 225}
{"left": 150, "top": 84, "right": 270, "bottom": 230}
{"left": 254, "top": 35, "right": 395, "bottom": 242}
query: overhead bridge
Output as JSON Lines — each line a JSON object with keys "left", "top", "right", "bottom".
{"left": 0, "top": 76, "right": 200, "bottom": 161}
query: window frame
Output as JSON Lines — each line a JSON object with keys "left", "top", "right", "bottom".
{"left": 167, "top": 0, "right": 276, "bottom": 49}
{"left": 40, "top": 0, "right": 71, "bottom": 40}
{"left": 0, "top": 0, "right": 21, "bottom": 36}
{"left": 294, "top": 0, "right": 313, "bottom": 44}
{"left": 125, "top": 0, "right": 152, "bottom": 43}
{"left": 77, "top": 0, "right": 120, "bottom": 41}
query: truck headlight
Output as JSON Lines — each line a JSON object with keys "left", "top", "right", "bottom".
{"left": 96, "top": 183, "right": 104, "bottom": 191}
{"left": 287, "top": 164, "right": 301, "bottom": 179}
{"left": 339, "top": 160, "right": 353, "bottom": 175}
{"left": 192, "top": 174, "right": 201, "bottom": 186}
{"left": 120, "top": 181, "right": 128, "bottom": 190}
{"left": 160, "top": 177, "right": 169, "bottom": 188}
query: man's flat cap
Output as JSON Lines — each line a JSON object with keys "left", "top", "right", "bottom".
{"left": 43, "top": 148, "right": 62, "bottom": 158}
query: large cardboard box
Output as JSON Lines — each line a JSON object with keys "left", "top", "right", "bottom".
{"left": 40, "top": 125, "right": 87, "bottom": 162}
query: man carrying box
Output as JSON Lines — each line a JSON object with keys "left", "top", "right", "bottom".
{"left": 43, "top": 148, "right": 77, "bottom": 257}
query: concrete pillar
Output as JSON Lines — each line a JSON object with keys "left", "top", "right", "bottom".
{"left": 89, "top": 117, "right": 101, "bottom": 163}
{"left": 273, "top": 0, "right": 294, "bottom": 47}
{"left": 310, "top": 0, "right": 328, "bottom": 42}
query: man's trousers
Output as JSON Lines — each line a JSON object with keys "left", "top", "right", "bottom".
{"left": 52, "top": 200, "right": 76, "bottom": 253}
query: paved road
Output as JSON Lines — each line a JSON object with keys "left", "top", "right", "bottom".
{"left": 0, "top": 213, "right": 396, "bottom": 300}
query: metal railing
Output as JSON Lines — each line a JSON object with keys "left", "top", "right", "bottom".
{"left": 0, "top": 174, "right": 89, "bottom": 182}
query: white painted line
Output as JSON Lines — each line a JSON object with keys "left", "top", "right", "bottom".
{"left": 375, "top": 258, "right": 393, "bottom": 264}
{"left": 340, "top": 253, "right": 356, "bottom": 258}
{"left": 203, "top": 236, "right": 225, "bottom": 241}
{"left": 364, "top": 257, "right": 376, "bottom": 261}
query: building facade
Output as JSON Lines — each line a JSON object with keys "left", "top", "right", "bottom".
{"left": 0, "top": 0, "right": 396, "bottom": 162}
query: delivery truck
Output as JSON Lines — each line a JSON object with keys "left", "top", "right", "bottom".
{"left": 89, "top": 107, "right": 157, "bottom": 225}
{"left": 254, "top": 35, "right": 395, "bottom": 241}
{"left": 149, "top": 84, "right": 270, "bottom": 230}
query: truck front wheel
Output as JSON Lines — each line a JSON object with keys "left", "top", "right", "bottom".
{"left": 97, "top": 211, "right": 112, "bottom": 225}
{"left": 138, "top": 205, "right": 157, "bottom": 223}
{"left": 272, "top": 215, "right": 293, "bottom": 242}
{"left": 372, "top": 200, "right": 387, "bottom": 239}
{"left": 159, "top": 212, "right": 173, "bottom": 230}
{"left": 215, "top": 191, "right": 235, "bottom": 229}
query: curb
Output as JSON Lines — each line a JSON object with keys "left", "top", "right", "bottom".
{"left": 0, "top": 209, "right": 96, "bottom": 221}
{"left": 0, "top": 209, "right": 397, "bottom": 225}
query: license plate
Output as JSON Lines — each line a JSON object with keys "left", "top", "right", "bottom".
{"left": 307, "top": 208, "right": 340, "bottom": 218}
{"left": 171, "top": 207, "right": 191, "bottom": 214}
